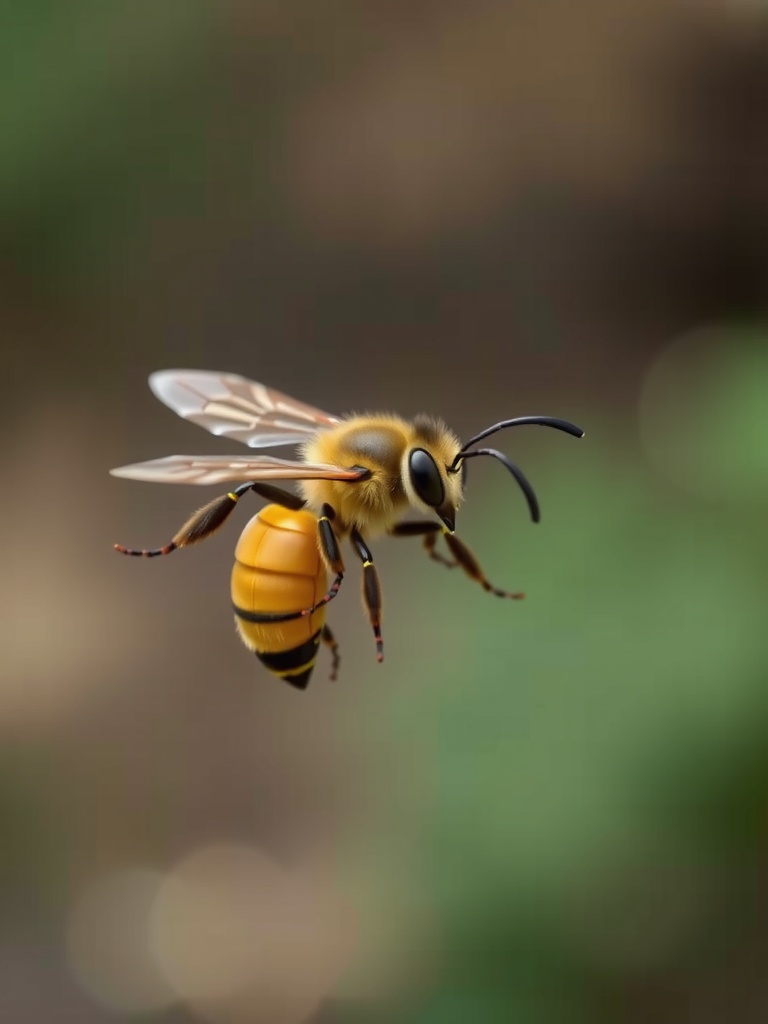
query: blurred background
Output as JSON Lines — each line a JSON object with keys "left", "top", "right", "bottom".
{"left": 3, "top": 2, "right": 768, "bottom": 1021}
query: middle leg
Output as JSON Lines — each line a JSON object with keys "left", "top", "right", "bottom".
{"left": 233, "top": 502, "right": 346, "bottom": 626}
{"left": 301, "top": 503, "right": 346, "bottom": 617}
{"left": 349, "top": 528, "right": 384, "bottom": 663}
{"left": 320, "top": 624, "right": 341, "bottom": 681}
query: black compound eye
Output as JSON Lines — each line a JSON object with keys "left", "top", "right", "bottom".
{"left": 408, "top": 448, "right": 445, "bottom": 507}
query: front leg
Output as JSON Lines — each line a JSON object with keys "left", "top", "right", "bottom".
{"left": 390, "top": 520, "right": 456, "bottom": 568}
{"left": 442, "top": 531, "right": 525, "bottom": 600}
{"left": 391, "top": 521, "right": 524, "bottom": 600}
{"left": 350, "top": 528, "right": 384, "bottom": 663}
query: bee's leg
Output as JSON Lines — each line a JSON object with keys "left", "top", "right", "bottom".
{"left": 115, "top": 481, "right": 308, "bottom": 557}
{"left": 442, "top": 531, "right": 525, "bottom": 600}
{"left": 235, "top": 504, "right": 346, "bottom": 624}
{"left": 320, "top": 624, "right": 341, "bottom": 681}
{"left": 392, "top": 522, "right": 524, "bottom": 600}
{"left": 246, "top": 483, "right": 306, "bottom": 511}
{"left": 114, "top": 481, "right": 257, "bottom": 556}
{"left": 350, "top": 528, "right": 384, "bottom": 663}
{"left": 295, "top": 503, "right": 345, "bottom": 614}
{"left": 390, "top": 520, "right": 457, "bottom": 568}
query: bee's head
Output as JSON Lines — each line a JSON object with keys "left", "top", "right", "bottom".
{"left": 402, "top": 412, "right": 583, "bottom": 530}
{"left": 401, "top": 416, "right": 464, "bottom": 531}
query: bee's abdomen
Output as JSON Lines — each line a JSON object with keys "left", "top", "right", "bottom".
{"left": 231, "top": 504, "right": 327, "bottom": 687}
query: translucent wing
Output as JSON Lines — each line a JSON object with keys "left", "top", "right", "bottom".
{"left": 148, "top": 369, "right": 341, "bottom": 448}
{"left": 109, "top": 454, "right": 367, "bottom": 486}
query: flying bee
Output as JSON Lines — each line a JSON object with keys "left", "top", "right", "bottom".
{"left": 111, "top": 370, "right": 584, "bottom": 689}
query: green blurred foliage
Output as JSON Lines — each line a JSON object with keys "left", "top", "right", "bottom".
{"left": 641, "top": 326, "right": 768, "bottom": 504}
{"left": 344, "top": 370, "right": 768, "bottom": 1022}
{"left": 0, "top": 2, "right": 215, "bottom": 278}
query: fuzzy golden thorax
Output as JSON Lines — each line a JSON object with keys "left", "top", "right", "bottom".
{"left": 299, "top": 413, "right": 464, "bottom": 536}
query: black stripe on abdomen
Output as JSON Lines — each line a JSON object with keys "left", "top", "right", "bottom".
{"left": 233, "top": 601, "right": 305, "bottom": 625}
{"left": 256, "top": 631, "right": 321, "bottom": 690}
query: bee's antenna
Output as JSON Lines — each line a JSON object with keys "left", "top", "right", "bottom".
{"left": 457, "top": 416, "right": 584, "bottom": 456}
{"left": 452, "top": 448, "right": 541, "bottom": 523}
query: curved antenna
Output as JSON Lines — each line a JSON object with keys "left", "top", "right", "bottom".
{"left": 459, "top": 416, "right": 584, "bottom": 454}
{"left": 454, "top": 448, "right": 541, "bottom": 523}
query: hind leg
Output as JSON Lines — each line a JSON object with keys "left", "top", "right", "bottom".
{"left": 115, "top": 481, "right": 306, "bottom": 557}
{"left": 320, "top": 624, "right": 341, "bottom": 681}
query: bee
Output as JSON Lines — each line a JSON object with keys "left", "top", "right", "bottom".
{"left": 111, "top": 370, "right": 584, "bottom": 689}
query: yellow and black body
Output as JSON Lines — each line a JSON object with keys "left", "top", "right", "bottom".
{"left": 111, "top": 369, "right": 584, "bottom": 685}
{"left": 231, "top": 504, "right": 329, "bottom": 690}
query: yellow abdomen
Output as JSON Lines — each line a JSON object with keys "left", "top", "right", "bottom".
{"left": 231, "top": 504, "right": 327, "bottom": 688}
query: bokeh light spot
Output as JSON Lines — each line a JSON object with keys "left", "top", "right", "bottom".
{"left": 150, "top": 843, "right": 357, "bottom": 1024}
{"left": 66, "top": 868, "right": 176, "bottom": 1014}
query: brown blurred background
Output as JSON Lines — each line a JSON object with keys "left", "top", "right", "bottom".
{"left": 3, "top": 2, "right": 768, "bottom": 1022}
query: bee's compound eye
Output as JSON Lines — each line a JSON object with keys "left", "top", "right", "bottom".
{"left": 408, "top": 448, "right": 445, "bottom": 508}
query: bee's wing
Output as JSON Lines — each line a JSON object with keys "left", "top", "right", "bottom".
{"left": 148, "top": 369, "right": 341, "bottom": 448}
{"left": 110, "top": 454, "right": 367, "bottom": 486}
